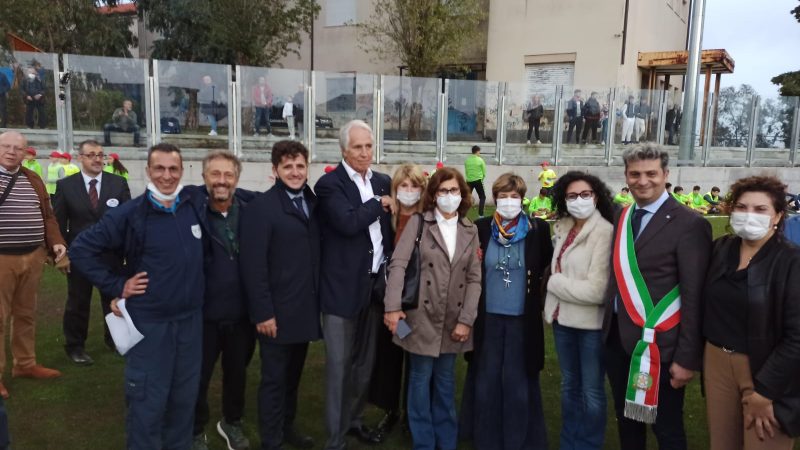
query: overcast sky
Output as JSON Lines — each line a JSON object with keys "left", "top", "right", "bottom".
{"left": 703, "top": 0, "right": 800, "bottom": 98}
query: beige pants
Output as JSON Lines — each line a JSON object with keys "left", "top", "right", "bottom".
{"left": 0, "top": 247, "right": 47, "bottom": 378}
{"left": 704, "top": 342, "right": 796, "bottom": 450}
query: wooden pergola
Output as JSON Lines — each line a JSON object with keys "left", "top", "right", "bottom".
{"left": 638, "top": 49, "right": 735, "bottom": 143}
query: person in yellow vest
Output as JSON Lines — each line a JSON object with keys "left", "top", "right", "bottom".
{"left": 523, "top": 187, "right": 555, "bottom": 219}
{"left": 537, "top": 161, "right": 557, "bottom": 194}
{"left": 613, "top": 186, "right": 635, "bottom": 206}
{"left": 45, "top": 150, "right": 66, "bottom": 196}
{"left": 688, "top": 185, "right": 710, "bottom": 214}
{"left": 103, "top": 152, "right": 129, "bottom": 180}
{"left": 671, "top": 185, "right": 691, "bottom": 207}
{"left": 22, "top": 147, "right": 43, "bottom": 179}
{"left": 702, "top": 186, "right": 722, "bottom": 214}
{"left": 61, "top": 152, "right": 80, "bottom": 176}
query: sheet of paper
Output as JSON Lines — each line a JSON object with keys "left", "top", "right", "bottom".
{"left": 104, "top": 299, "right": 144, "bottom": 355}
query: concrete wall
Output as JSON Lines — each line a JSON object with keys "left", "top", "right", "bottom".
{"left": 71, "top": 159, "right": 800, "bottom": 202}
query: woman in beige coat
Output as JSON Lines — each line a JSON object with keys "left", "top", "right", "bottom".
{"left": 383, "top": 167, "right": 481, "bottom": 450}
{"left": 545, "top": 171, "right": 615, "bottom": 450}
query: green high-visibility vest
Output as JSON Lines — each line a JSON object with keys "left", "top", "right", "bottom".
{"left": 63, "top": 163, "right": 80, "bottom": 176}
{"left": 22, "top": 159, "right": 43, "bottom": 179}
{"left": 46, "top": 163, "right": 62, "bottom": 194}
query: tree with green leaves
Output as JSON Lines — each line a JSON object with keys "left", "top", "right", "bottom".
{"left": 0, "top": 0, "right": 135, "bottom": 56}
{"left": 771, "top": 1, "right": 800, "bottom": 96}
{"left": 356, "top": 0, "right": 486, "bottom": 138}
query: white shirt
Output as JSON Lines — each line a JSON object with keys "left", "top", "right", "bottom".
{"left": 342, "top": 160, "right": 384, "bottom": 272}
{"left": 81, "top": 171, "right": 102, "bottom": 196}
{"left": 435, "top": 209, "right": 458, "bottom": 262}
{"left": 635, "top": 189, "right": 670, "bottom": 238}
{"left": 282, "top": 102, "right": 293, "bottom": 119}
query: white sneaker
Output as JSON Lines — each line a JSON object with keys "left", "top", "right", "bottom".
{"left": 536, "top": 140, "right": 542, "bottom": 144}
{"left": 208, "top": 130, "right": 218, "bottom": 136}
{"left": 526, "top": 140, "right": 531, "bottom": 144}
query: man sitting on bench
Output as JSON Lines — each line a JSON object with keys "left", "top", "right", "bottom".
{"left": 103, "top": 100, "right": 140, "bottom": 147}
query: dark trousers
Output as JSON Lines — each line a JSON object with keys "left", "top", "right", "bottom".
{"left": 104, "top": 123, "right": 141, "bottom": 145}
{"left": 606, "top": 315, "right": 687, "bottom": 450}
{"left": 368, "top": 311, "right": 404, "bottom": 412}
{"left": 526, "top": 118, "right": 540, "bottom": 141}
{"left": 125, "top": 312, "right": 202, "bottom": 450}
{"left": 0, "top": 93, "right": 7, "bottom": 128}
{"left": 582, "top": 118, "right": 599, "bottom": 143}
{"left": 255, "top": 107, "right": 271, "bottom": 134}
{"left": 257, "top": 340, "right": 309, "bottom": 450}
{"left": 467, "top": 180, "right": 486, "bottom": 216}
{"left": 0, "top": 397, "right": 8, "bottom": 450}
{"left": 566, "top": 117, "right": 583, "bottom": 143}
{"left": 193, "top": 320, "right": 256, "bottom": 436}
{"left": 63, "top": 269, "right": 114, "bottom": 351}
{"left": 25, "top": 99, "right": 45, "bottom": 128}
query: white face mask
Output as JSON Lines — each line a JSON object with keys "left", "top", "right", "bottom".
{"left": 566, "top": 196, "right": 596, "bottom": 219}
{"left": 436, "top": 193, "right": 462, "bottom": 214}
{"left": 147, "top": 182, "right": 184, "bottom": 201}
{"left": 27, "top": 73, "right": 36, "bottom": 80}
{"left": 730, "top": 212, "right": 773, "bottom": 241}
{"left": 396, "top": 190, "right": 421, "bottom": 207}
{"left": 496, "top": 198, "right": 522, "bottom": 220}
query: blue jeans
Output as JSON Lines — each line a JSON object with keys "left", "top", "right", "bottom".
{"left": 407, "top": 352, "right": 457, "bottom": 450}
{"left": 552, "top": 321, "right": 606, "bottom": 450}
{"left": 207, "top": 114, "right": 217, "bottom": 132}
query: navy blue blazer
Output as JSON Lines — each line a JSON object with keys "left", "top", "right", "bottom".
{"left": 314, "top": 163, "right": 394, "bottom": 318}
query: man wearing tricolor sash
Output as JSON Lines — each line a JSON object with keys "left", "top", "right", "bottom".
{"left": 603, "top": 144, "right": 712, "bottom": 450}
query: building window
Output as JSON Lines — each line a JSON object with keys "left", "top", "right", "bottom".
{"left": 326, "top": 0, "right": 356, "bottom": 27}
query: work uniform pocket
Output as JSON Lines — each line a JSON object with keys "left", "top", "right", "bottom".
{"left": 124, "top": 368, "right": 147, "bottom": 401}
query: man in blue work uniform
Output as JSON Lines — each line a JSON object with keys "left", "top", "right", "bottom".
{"left": 69, "top": 143, "right": 206, "bottom": 450}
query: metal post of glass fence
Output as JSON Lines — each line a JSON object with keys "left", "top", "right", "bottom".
{"left": 226, "top": 65, "right": 236, "bottom": 155}
{"left": 790, "top": 97, "right": 800, "bottom": 166}
{"left": 52, "top": 53, "right": 67, "bottom": 152}
{"left": 232, "top": 66, "right": 242, "bottom": 157}
{"left": 61, "top": 54, "right": 74, "bottom": 151}
{"left": 303, "top": 71, "right": 312, "bottom": 151}
{"left": 604, "top": 88, "right": 616, "bottom": 166}
{"left": 309, "top": 72, "right": 317, "bottom": 161}
{"left": 745, "top": 95, "right": 760, "bottom": 168}
{"left": 552, "top": 87, "right": 563, "bottom": 165}
{"left": 702, "top": 93, "right": 714, "bottom": 167}
{"left": 496, "top": 82, "right": 507, "bottom": 165}
{"left": 374, "top": 75, "right": 382, "bottom": 164}
{"left": 656, "top": 90, "right": 667, "bottom": 145}
{"left": 438, "top": 78, "right": 449, "bottom": 163}
{"left": 143, "top": 64, "right": 154, "bottom": 149}
{"left": 152, "top": 60, "right": 162, "bottom": 145}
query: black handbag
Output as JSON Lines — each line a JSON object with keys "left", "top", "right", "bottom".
{"left": 400, "top": 213, "right": 425, "bottom": 311}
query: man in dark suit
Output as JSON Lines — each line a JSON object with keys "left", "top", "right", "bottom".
{"left": 315, "top": 120, "right": 394, "bottom": 449}
{"left": 602, "top": 143, "right": 712, "bottom": 450}
{"left": 241, "top": 140, "right": 320, "bottom": 450}
{"left": 53, "top": 139, "right": 130, "bottom": 365}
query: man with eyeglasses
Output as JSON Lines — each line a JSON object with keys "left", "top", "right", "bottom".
{"left": 70, "top": 143, "right": 207, "bottom": 450}
{"left": 187, "top": 150, "right": 258, "bottom": 450}
{"left": 53, "top": 140, "right": 131, "bottom": 365}
{"left": 315, "top": 120, "right": 394, "bottom": 448}
{"left": 0, "top": 131, "right": 67, "bottom": 399}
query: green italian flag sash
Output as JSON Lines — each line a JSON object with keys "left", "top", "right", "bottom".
{"left": 613, "top": 205, "right": 681, "bottom": 424}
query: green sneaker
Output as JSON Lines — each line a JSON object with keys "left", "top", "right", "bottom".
{"left": 217, "top": 419, "right": 250, "bottom": 450}
{"left": 192, "top": 434, "right": 209, "bottom": 450}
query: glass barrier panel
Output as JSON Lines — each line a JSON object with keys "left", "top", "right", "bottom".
{"left": 381, "top": 75, "right": 438, "bottom": 164}
{"left": 313, "top": 71, "right": 374, "bottom": 162}
{"left": 65, "top": 54, "right": 148, "bottom": 153}
{"left": 155, "top": 60, "right": 230, "bottom": 151}
{"left": 559, "top": 87, "right": 612, "bottom": 165}
{"left": 751, "top": 96, "right": 794, "bottom": 167}
{"left": 445, "top": 79, "right": 498, "bottom": 164}
{"left": 501, "top": 81, "right": 557, "bottom": 165}
{"left": 239, "top": 66, "right": 307, "bottom": 160}
{"left": 0, "top": 51, "right": 60, "bottom": 154}
{"left": 706, "top": 89, "right": 753, "bottom": 166}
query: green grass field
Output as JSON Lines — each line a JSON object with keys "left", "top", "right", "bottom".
{"left": 6, "top": 213, "right": 794, "bottom": 449}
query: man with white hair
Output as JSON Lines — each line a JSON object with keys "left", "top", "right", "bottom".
{"left": 315, "top": 120, "right": 394, "bottom": 448}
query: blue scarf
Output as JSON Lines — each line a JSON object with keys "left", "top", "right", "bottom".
{"left": 490, "top": 212, "right": 530, "bottom": 246}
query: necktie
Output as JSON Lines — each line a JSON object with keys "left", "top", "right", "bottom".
{"left": 88, "top": 179, "right": 98, "bottom": 210}
{"left": 292, "top": 196, "right": 307, "bottom": 218}
{"left": 631, "top": 208, "right": 647, "bottom": 239}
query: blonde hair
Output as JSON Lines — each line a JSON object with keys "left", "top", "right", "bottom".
{"left": 391, "top": 164, "right": 427, "bottom": 229}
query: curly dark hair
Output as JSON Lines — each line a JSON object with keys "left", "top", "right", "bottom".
{"left": 550, "top": 170, "right": 615, "bottom": 223}
{"left": 421, "top": 167, "right": 472, "bottom": 217}
{"left": 725, "top": 175, "right": 787, "bottom": 231}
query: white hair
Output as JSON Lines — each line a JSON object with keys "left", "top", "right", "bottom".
{"left": 339, "top": 120, "right": 374, "bottom": 151}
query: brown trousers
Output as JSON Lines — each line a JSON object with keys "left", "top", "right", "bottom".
{"left": 0, "top": 247, "right": 47, "bottom": 378}
{"left": 704, "top": 342, "right": 796, "bottom": 450}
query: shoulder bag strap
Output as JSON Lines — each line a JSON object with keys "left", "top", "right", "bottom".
{"left": 0, "top": 171, "right": 20, "bottom": 207}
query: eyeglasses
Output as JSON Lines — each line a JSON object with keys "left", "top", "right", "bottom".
{"left": 81, "top": 153, "right": 105, "bottom": 159}
{"left": 565, "top": 190, "right": 594, "bottom": 201}
{"left": 437, "top": 187, "right": 461, "bottom": 196}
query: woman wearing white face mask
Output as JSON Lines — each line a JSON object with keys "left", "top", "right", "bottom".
{"left": 545, "top": 171, "right": 615, "bottom": 450}
{"left": 368, "top": 163, "right": 427, "bottom": 435}
{"left": 383, "top": 167, "right": 480, "bottom": 450}
{"left": 703, "top": 176, "right": 800, "bottom": 449}
{"left": 460, "top": 173, "right": 554, "bottom": 449}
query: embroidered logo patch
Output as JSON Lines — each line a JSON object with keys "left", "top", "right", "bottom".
{"left": 106, "top": 198, "right": 119, "bottom": 207}
{"left": 191, "top": 224, "right": 202, "bottom": 239}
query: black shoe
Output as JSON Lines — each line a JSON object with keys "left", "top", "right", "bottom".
{"left": 283, "top": 427, "right": 314, "bottom": 449}
{"left": 66, "top": 348, "right": 94, "bottom": 365}
{"left": 376, "top": 410, "right": 400, "bottom": 436}
{"left": 347, "top": 425, "right": 383, "bottom": 445}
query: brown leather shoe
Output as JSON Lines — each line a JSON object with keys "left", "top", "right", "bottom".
{"left": 12, "top": 364, "right": 62, "bottom": 379}
{"left": 0, "top": 381, "right": 8, "bottom": 399}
